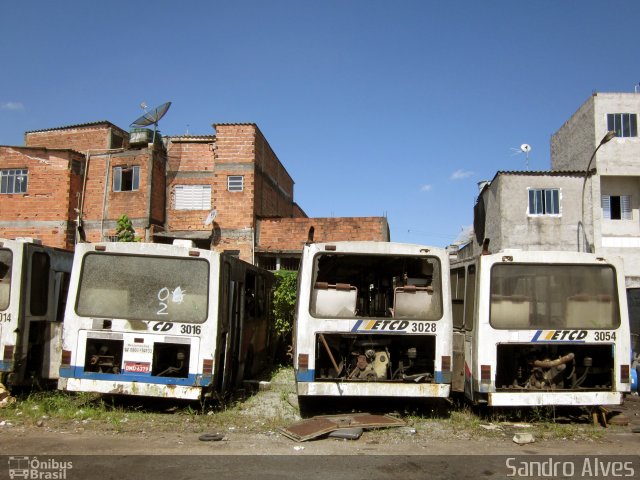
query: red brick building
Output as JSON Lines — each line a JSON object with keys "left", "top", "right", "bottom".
{"left": 0, "top": 145, "right": 85, "bottom": 250}
{"left": 0, "top": 121, "right": 388, "bottom": 265}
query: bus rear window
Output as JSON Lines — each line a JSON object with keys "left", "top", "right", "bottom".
{"left": 76, "top": 253, "right": 209, "bottom": 323}
{"left": 0, "top": 249, "right": 12, "bottom": 310}
{"left": 490, "top": 263, "right": 620, "bottom": 329}
{"left": 310, "top": 253, "right": 442, "bottom": 320}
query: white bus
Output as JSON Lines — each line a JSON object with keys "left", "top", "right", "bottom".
{"left": 58, "top": 241, "right": 274, "bottom": 400}
{"left": 450, "top": 250, "right": 631, "bottom": 407}
{"left": 0, "top": 238, "right": 73, "bottom": 388}
{"left": 294, "top": 242, "right": 453, "bottom": 410}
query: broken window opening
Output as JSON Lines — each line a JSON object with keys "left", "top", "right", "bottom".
{"left": 310, "top": 252, "right": 442, "bottom": 320}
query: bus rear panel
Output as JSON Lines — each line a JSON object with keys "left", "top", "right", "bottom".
{"left": 58, "top": 242, "right": 273, "bottom": 401}
{"left": 451, "top": 251, "right": 631, "bottom": 407}
{"left": 295, "top": 242, "right": 452, "bottom": 401}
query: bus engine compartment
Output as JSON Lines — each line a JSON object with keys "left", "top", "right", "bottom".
{"left": 495, "top": 344, "right": 614, "bottom": 391}
{"left": 314, "top": 333, "right": 436, "bottom": 383}
{"left": 83, "top": 337, "right": 190, "bottom": 378}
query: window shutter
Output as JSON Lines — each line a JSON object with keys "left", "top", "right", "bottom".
{"left": 175, "top": 185, "right": 211, "bottom": 210}
{"left": 601, "top": 195, "right": 611, "bottom": 219}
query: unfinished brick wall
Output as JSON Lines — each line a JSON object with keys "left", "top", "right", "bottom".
{"left": 80, "top": 148, "right": 165, "bottom": 242}
{"left": 256, "top": 217, "right": 390, "bottom": 252}
{"left": 213, "top": 124, "right": 257, "bottom": 231}
{"left": 165, "top": 138, "right": 215, "bottom": 232}
{"left": 24, "top": 123, "right": 129, "bottom": 153}
{"left": 0, "top": 146, "right": 83, "bottom": 250}
{"left": 253, "top": 127, "right": 295, "bottom": 218}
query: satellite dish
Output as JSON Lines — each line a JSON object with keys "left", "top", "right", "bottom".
{"left": 510, "top": 143, "right": 532, "bottom": 170}
{"left": 204, "top": 209, "right": 217, "bottom": 226}
{"left": 130, "top": 101, "right": 172, "bottom": 143}
{"left": 130, "top": 101, "right": 171, "bottom": 128}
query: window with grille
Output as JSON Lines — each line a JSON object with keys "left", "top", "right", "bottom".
{"left": 602, "top": 195, "right": 632, "bottom": 220}
{"left": 113, "top": 166, "right": 140, "bottom": 192}
{"left": 174, "top": 185, "right": 212, "bottom": 210}
{"left": 528, "top": 188, "right": 560, "bottom": 215}
{"left": 607, "top": 113, "right": 638, "bottom": 138}
{"left": 1, "top": 169, "right": 28, "bottom": 194}
{"left": 227, "top": 175, "right": 244, "bottom": 192}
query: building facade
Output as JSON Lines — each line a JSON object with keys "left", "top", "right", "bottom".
{"left": 460, "top": 170, "right": 587, "bottom": 260}
{"left": 1, "top": 121, "right": 388, "bottom": 264}
{"left": 462, "top": 92, "right": 640, "bottom": 286}
{"left": 551, "top": 92, "right": 640, "bottom": 287}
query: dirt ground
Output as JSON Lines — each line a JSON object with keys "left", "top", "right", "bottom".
{"left": 1, "top": 369, "right": 639, "bottom": 456}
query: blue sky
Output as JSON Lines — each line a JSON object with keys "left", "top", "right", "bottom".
{"left": 1, "top": 1, "right": 638, "bottom": 247}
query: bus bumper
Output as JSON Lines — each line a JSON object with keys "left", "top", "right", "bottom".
{"left": 488, "top": 391, "right": 623, "bottom": 407}
{"left": 58, "top": 377, "right": 203, "bottom": 401}
{"left": 297, "top": 381, "right": 450, "bottom": 398}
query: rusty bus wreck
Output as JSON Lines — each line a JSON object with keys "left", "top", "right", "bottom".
{"left": 450, "top": 250, "right": 632, "bottom": 407}
{"left": 58, "top": 241, "right": 274, "bottom": 400}
{"left": 293, "top": 242, "right": 453, "bottom": 413}
{"left": 0, "top": 238, "right": 73, "bottom": 389}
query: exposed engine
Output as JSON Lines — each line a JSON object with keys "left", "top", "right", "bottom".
{"left": 315, "top": 334, "right": 435, "bottom": 383}
{"left": 83, "top": 339, "right": 189, "bottom": 378}
{"left": 84, "top": 339, "right": 122, "bottom": 374}
{"left": 496, "top": 344, "right": 613, "bottom": 391}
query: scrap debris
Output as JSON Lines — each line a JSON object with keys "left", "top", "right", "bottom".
{"left": 0, "top": 383, "right": 16, "bottom": 408}
{"left": 279, "top": 413, "right": 406, "bottom": 442}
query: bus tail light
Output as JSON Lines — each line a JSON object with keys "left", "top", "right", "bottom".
{"left": 3, "top": 345, "right": 14, "bottom": 362}
{"left": 61, "top": 350, "right": 72, "bottom": 368}
{"left": 441, "top": 355, "right": 451, "bottom": 371}
{"left": 480, "top": 364, "right": 491, "bottom": 381}
{"left": 620, "top": 365, "right": 630, "bottom": 383}
{"left": 202, "top": 359, "right": 213, "bottom": 376}
{"left": 298, "top": 354, "right": 309, "bottom": 372}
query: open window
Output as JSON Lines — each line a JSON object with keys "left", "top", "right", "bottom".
{"left": 113, "top": 166, "right": 140, "bottom": 192}
{"left": 310, "top": 251, "right": 442, "bottom": 320}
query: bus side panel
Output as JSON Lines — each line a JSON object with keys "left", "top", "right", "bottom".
{"left": 452, "top": 331, "right": 465, "bottom": 392}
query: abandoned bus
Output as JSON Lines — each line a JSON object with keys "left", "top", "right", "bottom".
{"left": 0, "top": 238, "right": 73, "bottom": 388}
{"left": 450, "top": 250, "right": 631, "bottom": 407}
{"left": 58, "top": 241, "right": 274, "bottom": 400}
{"left": 294, "top": 242, "right": 453, "bottom": 408}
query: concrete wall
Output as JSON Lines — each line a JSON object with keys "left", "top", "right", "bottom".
{"left": 478, "top": 173, "right": 586, "bottom": 254}
{"left": 593, "top": 94, "right": 640, "bottom": 176}
{"left": 551, "top": 95, "right": 596, "bottom": 171}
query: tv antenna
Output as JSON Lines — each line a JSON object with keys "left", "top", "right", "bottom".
{"left": 130, "top": 101, "right": 172, "bottom": 143}
{"left": 510, "top": 143, "right": 532, "bottom": 170}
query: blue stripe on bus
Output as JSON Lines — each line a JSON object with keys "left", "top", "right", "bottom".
{"left": 531, "top": 330, "right": 542, "bottom": 342}
{"left": 296, "top": 370, "right": 315, "bottom": 382}
{"left": 351, "top": 320, "right": 363, "bottom": 332}
{"left": 59, "top": 366, "right": 212, "bottom": 387}
{"left": 435, "top": 371, "right": 446, "bottom": 383}
{"left": 0, "top": 360, "right": 13, "bottom": 372}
